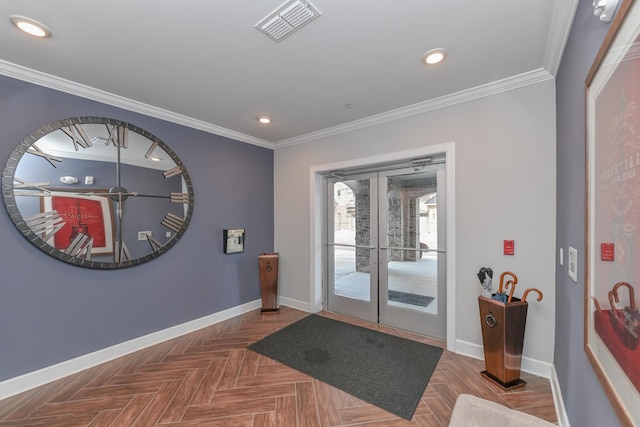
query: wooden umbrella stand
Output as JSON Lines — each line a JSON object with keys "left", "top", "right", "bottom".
{"left": 258, "top": 253, "right": 279, "bottom": 313}
{"left": 478, "top": 295, "right": 528, "bottom": 390}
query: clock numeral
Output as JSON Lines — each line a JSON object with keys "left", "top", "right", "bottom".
{"left": 106, "top": 125, "right": 129, "bottom": 148}
{"left": 146, "top": 234, "right": 164, "bottom": 251}
{"left": 163, "top": 166, "right": 182, "bottom": 179}
{"left": 144, "top": 141, "right": 159, "bottom": 158}
{"left": 13, "top": 177, "right": 52, "bottom": 197}
{"left": 27, "top": 145, "right": 63, "bottom": 168}
{"left": 24, "top": 210, "right": 66, "bottom": 242}
{"left": 170, "top": 193, "right": 190, "bottom": 203}
{"left": 114, "top": 241, "right": 131, "bottom": 262}
{"left": 65, "top": 233, "right": 94, "bottom": 259}
{"left": 61, "top": 124, "right": 92, "bottom": 151}
{"left": 13, "top": 177, "right": 51, "bottom": 189}
{"left": 161, "top": 212, "right": 184, "bottom": 233}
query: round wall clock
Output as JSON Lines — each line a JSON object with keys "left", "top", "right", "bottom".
{"left": 1, "top": 116, "right": 194, "bottom": 269}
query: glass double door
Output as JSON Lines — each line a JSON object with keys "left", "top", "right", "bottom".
{"left": 326, "top": 164, "right": 446, "bottom": 339}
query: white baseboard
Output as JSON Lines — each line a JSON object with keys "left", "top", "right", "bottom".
{"left": 550, "top": 364, "right": 570, "bottom": 427}
{"left": 277, "top": 295, "right": 310, "bottom": 312}
{"left": 455, "top": 339, "right": 554, "bottom": 379}
{"left": 0, "top": 299, "right": 264, "bottom": 400}
{"left": 456, "top": 339, "right": 567, "bottom": 425}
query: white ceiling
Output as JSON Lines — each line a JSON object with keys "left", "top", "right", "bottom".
{"left": 0, "top": 0, "right": 577, "bottom": 149}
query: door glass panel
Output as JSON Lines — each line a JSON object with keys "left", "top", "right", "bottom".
{"left": 384, "top": 172, "right": 439, "bottom": 315}
{"left": 332, "top": 180, "right": 371, "bottom": 301}
{"left": 326, "top": 162, "right": 445, "bottom": 338}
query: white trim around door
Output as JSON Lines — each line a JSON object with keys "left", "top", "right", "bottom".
{"left": 309, "top": 141, "right": 457, "bottom": 352}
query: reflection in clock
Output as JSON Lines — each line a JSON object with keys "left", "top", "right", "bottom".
{"left": 1, "top": 117, "right": 194, "bottom": 269}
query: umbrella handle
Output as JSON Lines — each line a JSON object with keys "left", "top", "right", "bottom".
{"left": 608, "top": 291, "right": 620, "bottom": 319}
{"left": 522, "top": 288, "right": 543, "bottom": 302}
{"left": 498, "top": 271, "right": 518, "bottom": 294}
{"left": 504, "top": 280, "right": 517, "bottom": 303}
{"left": 612, "top": 281, "right": 636, "bottom": 311}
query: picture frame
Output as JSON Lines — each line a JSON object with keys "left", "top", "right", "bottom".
{"left": 585, "top": 1, "right": 640, "bottom": 425}
{"left": 41, "top": 190, "right": 115, "bottom": 256}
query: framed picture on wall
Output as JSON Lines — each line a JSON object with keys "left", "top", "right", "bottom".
{"left": 585, "top": 0, "right": 640, "bottom": 425}
{"left": 41, "top": 190, "right": 115, "bottom": 256}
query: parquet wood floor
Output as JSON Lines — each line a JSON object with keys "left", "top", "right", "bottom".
{"left": 0, "top": 306, "right": 558, "bottom": 426}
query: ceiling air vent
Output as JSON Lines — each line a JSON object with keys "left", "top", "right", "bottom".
{"left": 256, "top": 0, "right": 321, "bottom": 43}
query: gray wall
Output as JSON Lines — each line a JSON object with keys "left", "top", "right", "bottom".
{"left": 0, "top": 75, "right": 274, "bottom": 381}
{"left": 555, "top": 0, "right": 621, "bottom": 425}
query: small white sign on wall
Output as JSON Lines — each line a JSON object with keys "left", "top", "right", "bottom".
{"left": 568, "top": 246, "right": 578, "bottom": 282}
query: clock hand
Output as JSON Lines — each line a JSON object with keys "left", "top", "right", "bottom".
{"left": 13, "top": 189, "right": 141, "bottom": 198}
{"left": 14, "top": 188, "right": 189, "bottom": 205}
{"left": 117, "top": 192, "right": 123, "bottom": 219}
{"left": 14, "top": 178, "right": 187, "bottom": 201}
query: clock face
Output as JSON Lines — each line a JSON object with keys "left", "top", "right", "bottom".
{"left": 1, "top": 117, "right": 194, "bottom": 269}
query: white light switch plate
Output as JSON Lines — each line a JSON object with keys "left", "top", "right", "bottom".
{"left": 559, "top": 247, "right": 563, "bottom": 265}
{"left": 568, "top": 247, "right": 577, "bottom": 282}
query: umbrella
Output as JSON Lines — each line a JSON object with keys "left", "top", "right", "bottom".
{"left": 493, "top": 271, "right": 518, "bottom": 303}
{"left": 477, "top": 267, "right": 493, "bottom": 298}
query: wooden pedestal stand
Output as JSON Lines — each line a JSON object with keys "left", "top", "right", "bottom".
{"left": 258, "top": 253, "right": 279, "bottom": 314}
{"left": 478, "top": 295, "right": 528, "bottom": 390}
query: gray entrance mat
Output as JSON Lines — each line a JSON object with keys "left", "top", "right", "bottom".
{"left": 247, "top": 314, "right": 443, "bottom": 420}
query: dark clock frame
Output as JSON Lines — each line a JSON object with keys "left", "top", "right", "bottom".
{"left": 1, "top": 116, "right": 194, "bottom": 269}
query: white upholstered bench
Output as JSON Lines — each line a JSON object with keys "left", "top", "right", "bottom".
{"left": 449, "top": 394, "right": 557, "bottom": 427}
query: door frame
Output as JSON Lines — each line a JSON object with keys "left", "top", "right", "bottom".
{"left": 309, "top": 142, "right": 457, "bottom": 352}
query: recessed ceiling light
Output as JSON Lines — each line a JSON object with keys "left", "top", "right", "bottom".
{"left": 258, "top": 116, "right": 272, "bottom": 124}
{"left": 422, "top": 48, "right": 447, "bottom": 65}
{"left": 9, "top": 16, "right": 52, "bottom": 38}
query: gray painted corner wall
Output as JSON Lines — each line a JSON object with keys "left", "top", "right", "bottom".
{"left": 0, "top": 75, "right": 274, "bottom": 381}
{"left": 555, "top": 0, "right": 621, "bottom": 425}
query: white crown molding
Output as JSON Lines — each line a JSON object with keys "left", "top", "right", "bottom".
{"left": 275, "top": 68, "right": 554, "bottom": 149}
{"left": 544, "top": 0, "right": 579, "bottom": 76}
{"left": 0, "top": 60, "right": 275, "bottom": 150}
{"left": 1, "top": 60, "right": 554, "bottom": 151}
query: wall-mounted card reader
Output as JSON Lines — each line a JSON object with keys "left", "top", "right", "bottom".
{"left": 224, "top": 228, "right": 245, "bottom": 254}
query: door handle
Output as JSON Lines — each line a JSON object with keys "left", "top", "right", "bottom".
{"left": 328, "top": 243, "right": 445, "bottom": 252}
{"left": 326, "top": 243, "right": 377, "bottom": 249}
{"left": 379, "top": 246, "right": 446, "bottom": 253}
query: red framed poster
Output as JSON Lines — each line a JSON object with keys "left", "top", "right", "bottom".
{"left": 585, "top": 1, "right": 640, "bottom": 424}
{"left": 41, "top": 190, "right": 114, "bottom": 255}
